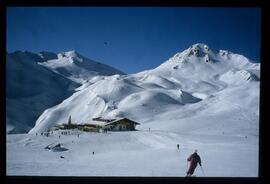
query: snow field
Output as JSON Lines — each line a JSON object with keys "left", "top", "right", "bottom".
{"left": 7, "top": 129, "right": 258, "bottom": 176}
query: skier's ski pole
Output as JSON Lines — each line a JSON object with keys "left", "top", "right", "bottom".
{"left": 200, "top": 166, "right": 205, "bottom": 176}
{"left": 186, "top": 161, "right": 189, "bottom": 173}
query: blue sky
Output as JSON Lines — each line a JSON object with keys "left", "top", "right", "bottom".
{"left": 7, "top": 7, "right": 261, "bottom": 74}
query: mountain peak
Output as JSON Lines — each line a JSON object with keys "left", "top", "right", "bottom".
{"left": 167, "top": 43, "right": 211, "bottom": 63}
{"left": 187, "top": 43, "right": 211, "bottom": 56}
{"left": 65, "top": 50, "right": 79, "bottom": 57}
{"left": 58, "top": 50, "right": 80, "bottom": 59}
{"left": 190, "top": 43, "right": 209, "bottom": 50}
{"left": 159, "top": 43, "right": 259, "bottom": 74}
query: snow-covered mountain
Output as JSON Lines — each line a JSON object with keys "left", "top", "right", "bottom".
{"left": 39, "top": 50, "right": 125, "bottom": 83}
{"left": 6, "top": 51, "right": 125, "bottom": 134}
{"left": 29, "top": 43, "right": 260, "bottom": 138}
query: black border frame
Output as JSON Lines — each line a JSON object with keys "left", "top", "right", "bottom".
{"left": 1, "top": 0, "right": 269, "bottom": 184}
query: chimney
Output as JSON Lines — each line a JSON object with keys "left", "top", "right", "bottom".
{"left": 68, "top": 115, "right": 71, "bottom": 126}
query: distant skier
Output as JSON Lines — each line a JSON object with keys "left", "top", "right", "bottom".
{"left": 186, "top": 150, "right": 201, "bottom": 177}
{"left": 177, "top": 144, "right": 180, "bottom": 150}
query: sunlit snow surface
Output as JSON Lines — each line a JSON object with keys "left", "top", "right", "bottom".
{"left": 7, "top": 44, "right": 259, "bottom": 176}
{"left": 7, "top": 130, "right": 258, "bottom": 176}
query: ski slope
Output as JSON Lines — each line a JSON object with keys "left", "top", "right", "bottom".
{"left": 7, "top": 129, "right": 258, "bottom": 176}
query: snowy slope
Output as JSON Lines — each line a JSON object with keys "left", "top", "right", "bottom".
{"left": 39, "top": 50, "right": 125, "bottom": 83}
{"left": 6, "top": 51, "right": 125, "bottom": 134}
{"left": 30, "top": 43, "right": 260, "bottom": 137}
{"left": 7, "top": 130, "right": 258, "bottom": 176}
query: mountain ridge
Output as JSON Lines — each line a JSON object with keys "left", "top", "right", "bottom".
{"left": 6, "top": 50, "right": 125, "bottom": 133}
{"left": 28, "top": 44, "right": 260, "bottom": 135}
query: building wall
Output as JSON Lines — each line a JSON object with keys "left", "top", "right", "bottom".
{"left": 105, "top": 120, "right": 137, "bottom": 131}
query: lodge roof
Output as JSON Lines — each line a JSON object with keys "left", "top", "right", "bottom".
{"left": 92, "top": 117, "right": 116, "bottom": 123}
{"left": 104, "top": 118, "right": 140, "bottom": 126}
